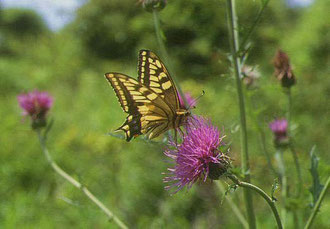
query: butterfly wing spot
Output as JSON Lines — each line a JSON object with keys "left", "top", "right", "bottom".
{"left": 127, "top": 115, "right": 133, "bottom": 121}
{"left": 126, "top": 86, "right": 135, "bottom": 91}
{"left": 162, "top": 81, "right": 172, "bottom": 90}
{"left": 138, "top": 106, "right": 149, "bottom": 113}
{"left": 149, "top": 81, "right": 160, "bottom": 88}
{"left": 148, "top": 58, "right": 154, "bottom": 63}
{"left": 122, "top": 125, "right": 129, "bottom": 130}
{"left": 149, "top": 64, "right": 158, "bottom": 70}
{"left": 133, "top": 95, "right": 146, "bottom": 100}
{"left": 139, "top": 87, "right": 149, "bottom": 93}
{"left": 140, "top": 67, "right": 145, "bottom": 72}
{"left": 151, "top": 88, "right": 163, "bottom": 94}
{"left": 159, "top": 72, "right": 167, "bottom": 79}
{"left": 128, "top": 79, "right": 138, "bottom": 84}
{"left": 144, "top": 115, "right": 165, "bottom": 121}
{"left": 130, "top": 91, "right": 141, "bottom": 96}
{"left": 147, "top": 93, "right": 157, "bottom": 100}
{"left": 150, "top": 76, "right": 158, "bottom": 82}
{"left": 149, "top": 69, "right": 156, "bottom": 74}
{"left": 155, "top": 60, "right": 162, "bottom": 68}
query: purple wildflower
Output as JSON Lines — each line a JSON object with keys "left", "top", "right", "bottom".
{"left": 17, "top": 90, "right": 53, "bottom": 128}
{"left": 164, "top": 116, "right": 230, "bottom": 193}
{"left": 178, "top": 92, "right": 196, "bottom": 109}
{"left": 269, "top": 119, "right": 289, "bottom": 146}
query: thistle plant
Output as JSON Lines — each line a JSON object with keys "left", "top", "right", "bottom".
{"left": 14, "top": 0, "right": 330, "bottom": 228}
{"left": 17, "top": 90, "right": 128, "bottom": 229}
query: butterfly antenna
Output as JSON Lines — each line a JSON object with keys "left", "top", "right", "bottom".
{"left": 187, "top": 90, "right": 205, "bottom": 110}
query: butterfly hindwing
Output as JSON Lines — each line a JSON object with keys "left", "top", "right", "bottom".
{"left": 105, "top": 72, "right": 174, "bottom": 141}
{"left": 138, "top": 50, "right": 180, "bottom": 111}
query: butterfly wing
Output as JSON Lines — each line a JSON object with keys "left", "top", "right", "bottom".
{"left": 138, "top": 50, "right": 181, "bottom": 111}
{"left": 105, "top": 72, "right": 175, "bottom": 141}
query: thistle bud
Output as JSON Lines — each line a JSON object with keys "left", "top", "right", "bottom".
{"left": 273, "top": 49, "right": 296, "bottom": 88}
{"left": 269, "top": 119, "right": 290, "bottom": 147}
{"left": 141, "top": 0, "right": 167, "bottom": 13}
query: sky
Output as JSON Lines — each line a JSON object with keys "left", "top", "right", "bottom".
{"left": 1, "top": 0, "right": 85, "bottom": 30}
{"left": 1, "top": 0, "right": 314, "bottom": 31}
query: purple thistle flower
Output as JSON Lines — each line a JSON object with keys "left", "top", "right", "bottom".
{"left": 164, "top": 116, "right": 230, "bottom": 193}
{"left": 17, "top": 90, "right": 53, "bottom": 128}
{"left": 269, "top": 118, "right": 289, "bottom": 146}
{"left": 178, "top": 92, "right": 197, "bottom": 109}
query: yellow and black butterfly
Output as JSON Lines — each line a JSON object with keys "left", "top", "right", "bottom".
{"left": 105, "top": 50, "right": 190, "bottom": 141}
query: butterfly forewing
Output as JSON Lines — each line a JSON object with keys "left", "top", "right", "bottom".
{"left": 105, "top": 72, "right": 174, "bottom": 141}
{"left": 138, "top": 50, "right": 180, "bottom": 111}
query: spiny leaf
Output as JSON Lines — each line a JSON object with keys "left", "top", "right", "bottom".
{"left": 309, "top": 146, "right": 324, "bottom": 207}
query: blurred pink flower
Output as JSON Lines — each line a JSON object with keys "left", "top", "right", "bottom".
{"left": 17, "top": 90, "right": 53, "bottom": 127}
{"left": 164, "top": 116, "right": 230, "bottom": 193}
{"left": 269, "top": 118, "right": 289, "bottom": 146}
{"left": 178, "top": 92, "right": 196, "bottom": 108}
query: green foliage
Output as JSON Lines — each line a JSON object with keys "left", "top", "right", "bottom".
{"left": 0, "top": 0, "right": 330, "bottom": 228}
{"left": 0, "top": 8, "right": 49, "bottom": 56}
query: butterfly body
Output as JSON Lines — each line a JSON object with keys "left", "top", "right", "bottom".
{"left": 105, "top": 50, "right": 190, "bottom": 141}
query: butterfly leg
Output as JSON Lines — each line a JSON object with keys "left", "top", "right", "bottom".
{"left": 174, "top": 129, "right": 178, "bottom": 145}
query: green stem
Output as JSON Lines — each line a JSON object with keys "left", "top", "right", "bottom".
{"left": 286, "top": 88, "right": 292, "bottom": 130}
{"left": 239, "top": 0, "right": 271, "bottom": 57}
{"left": 228, "top": 174, "right": 283, "bottom": 229}
{"left": 226, "top": 0, "right": 256, "bottom": 228}
{"left": 216, "top": 181, "right": 249, "bottom": 229}
{"left": 276, "top": 149, "right": 287, "bottom": 227}
{"left": 289, "top": 144, "right": 303, "bottom": 197}
{"left": 152, "top": 9, "right": 186, "bottom": 105}
{"left": 304, "top": 175, "right": 330, "bottom": 229}
{"left": 246, "top": 92, "right": 278, "bottom": 177}
{"left": 36, "top": 130, "right": 128, "bottom": 229}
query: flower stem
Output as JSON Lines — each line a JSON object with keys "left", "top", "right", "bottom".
{"left": 289, "top": 144, "right": 303, "bottom": 196}
{"left": 152, "top": 9, "right": 186, "bottom": 104}
{"left": 246, "top": 92, "right": 278, "bottom": 177}
{"left": 275, "top": 149, "right": 288, "bottom": 227}
{"left": 228, "top": 174, "right": 283, "bottom": 229}
{"left": 286, "top": 88, "right": 292, "bottom": 128}
{"left": 216, "top": 181, "right": 249, "bottom": 229}
{"left": 304, "top": 175, "right": 330, "bottom": 229}
{"left": 226, "top": 0, "right": 256, "bottom": 228}
{"left": 239, "top": 0, "right": 270, "bottom": 57}
{"left": 286, "top": 88, "right": 303, "bottom": 197}
{"left": 36, "top": 130, "right": 128, "bottom": 229}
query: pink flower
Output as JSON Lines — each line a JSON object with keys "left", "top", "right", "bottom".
{"left": 17, "top": 90, "right": 53, "bottom": 128}
{"left": 164, "top": 116, "right": 230, "bottom": 193}
{"left": 178, "top": 92, "right": 196, "bottom": 109}
{"left": 269, "top": 118, "right": 289, "bottom": 146}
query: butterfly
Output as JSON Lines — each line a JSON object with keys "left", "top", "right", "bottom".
{"left": 105, "top": 50, "right": 191, "bottom": 142}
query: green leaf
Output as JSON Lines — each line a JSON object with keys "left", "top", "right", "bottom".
{"left": 309, "top": 146, "right": 324, "bottom": 207}
{"left": 271, "top": 178, "right": 279, "bottom": 201}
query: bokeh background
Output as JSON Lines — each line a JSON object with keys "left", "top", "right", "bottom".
{"left": 1, "top": 0, "right": 329, "bottom": 228}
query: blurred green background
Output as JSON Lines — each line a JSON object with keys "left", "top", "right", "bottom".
{"left": 0, "top": 0, "right": 329, "bottom": 228}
